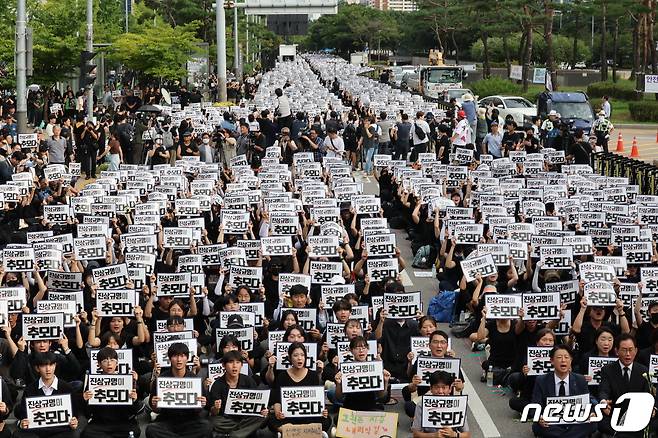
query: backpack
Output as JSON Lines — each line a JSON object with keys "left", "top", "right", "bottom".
{"left": 343, "top": 123, "right": 357, "bottom": 147}
{"left": 427, "top": 290, "right": 457, "bottom": 323}
{"left": 414, "top": 122, "right": 426, "bottom": 141}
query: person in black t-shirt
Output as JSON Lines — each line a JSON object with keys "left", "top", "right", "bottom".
{"left": 501, "top": 120, "right": 521, "bottom": 154}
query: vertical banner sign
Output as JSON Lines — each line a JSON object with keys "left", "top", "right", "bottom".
{"left": 527, "top": 347, "right": 554, "bottom": 376}
{"left": 421, "top": 395, "right": 468, "bottom": 429}
{"left": 280, "top": 386, "right": 325, "bottom": 418}
{"left": 648, "top": 355, "right": 658, "bottom": 384}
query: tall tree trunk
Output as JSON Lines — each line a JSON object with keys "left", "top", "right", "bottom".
{"left": 432, "top": 16, "right": 444, "bottom": 53}
{"left": 612, "top": 18, "right": 619, "bottom": 82}
{"left": 482, "top": 30, "right": 491, "bottom": 79}
{"left": 544, "top": 1, "right": 557, "bottom": 90}
{"left": 502, "top": 34, "right": 512, "bottom": 78}
{"left": 451, "top": 30, "right": 460, "bottom": 65}
{"left": 518, "top": 31, "right": 526, "bottom": 65}
{"left": 572, "top": 13, "right": 579, "bottom": 69}
{"left": 600, "top": 1, "right": 608, "bottom": 81}
{"left": 522, "top": 6, "right": 533, "bottom": 92}
{"left": 650, "top": 0, "right": 657, "bottom": 74}
{"left": 632, "top": 16, "right": 639, "bottom": 76}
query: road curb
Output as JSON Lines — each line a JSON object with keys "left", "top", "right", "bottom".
{"left": 615, "top": 123, "right": 657, "bottom": 129}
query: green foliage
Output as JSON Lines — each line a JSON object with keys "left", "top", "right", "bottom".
{"left": 470, "top": 33, "right": 591, "bottom": 65}
{"left": 109, "top": 20, "right": 202, "bottom": 82}
{"left": 305, "top": 5, "right": 400, "bottom": 55}
{"left": 628, "top": 101, "right": 658, "bottom": 122}
{"left": 470, "top": 77, "right": 522, "bottom": 98}
{"left": 587, "top": 80, "right": 640, "bottom": 101}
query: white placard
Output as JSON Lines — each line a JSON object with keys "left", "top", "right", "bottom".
{"left": 156, "top": 377, "right": 203, "bottom": 409}
{"left": 26, "top": 394, "right": 73, "bottom": 429}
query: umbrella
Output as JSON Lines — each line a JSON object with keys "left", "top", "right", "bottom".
{"left": 135, "top": 104, "right": 162, "bottom": 113}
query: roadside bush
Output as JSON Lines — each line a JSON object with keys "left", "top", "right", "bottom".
{"left": 587, "top": 81, "right": 640, "bottom": 101}
{"left": 628, "top": 101, "right": 658, "bottom": 122}
{"left": 470, "top": 77, "right": 521, "bottom": 99}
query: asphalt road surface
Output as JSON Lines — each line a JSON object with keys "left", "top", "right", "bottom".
{"left": 357, "top": 171, "right": 533, "bottom": 438}
{"left": 610, "top": 125, "right": 658, "bottom": 163}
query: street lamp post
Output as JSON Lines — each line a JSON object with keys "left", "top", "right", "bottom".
{"left": 233, "top": 4, "right": 240, "bottom": 78}
{"left": 16, "top": 0, "right": 27, "bottom": 134}
{"left": 86, "top": 0, "right": 94, "bottom": 119}
{"left": 216, "top": 1, "right": 227, "bottom": 102}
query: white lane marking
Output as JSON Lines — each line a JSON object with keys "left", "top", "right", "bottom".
{"left": 462, "top": 373, "right": 502, "bottom": 437}
{"left": 399, "top": 269, "right": 413, "bottom": 287}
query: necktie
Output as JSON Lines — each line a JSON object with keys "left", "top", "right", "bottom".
{"left": 559, "top": 380, "right": 566, "bottom": 397}
{"left": 623, "top": 367, "right": 630, "bottom": 384}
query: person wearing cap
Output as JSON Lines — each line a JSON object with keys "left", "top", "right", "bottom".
{"left": 147, "top": 343, "right": 211, "bottom": 438}
{"left": 451, "top": 109, "right": 472, "bottom": 150}
{"left": 482, "top": 120, "right": 503, "bottom": 158}
{"left": 592, "top": 109, "right": 614, "bottom": 153}
{"left": 14, "top": 351, "right": 80, "bottom": 438}
{"left": 207, "top": 350, "right": 268, "bottom": 438}
{"left": 81, "top": 347, "right": 142, "bottom": 438}
{"left": 411, "top": 111, "right": 430, "bottom": 162}
{"left": 540, "top": 110, "right": 560, "bottom": 148}
{"left": 461, "top": 92, "right": 477, "bottom": 144}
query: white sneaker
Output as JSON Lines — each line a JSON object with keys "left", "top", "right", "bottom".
{"left": 322, "top": 432, "right": 328, "bottom": 438}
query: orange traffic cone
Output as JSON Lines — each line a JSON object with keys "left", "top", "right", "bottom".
{"left": 630, "top": 136, "right": 640, "bottom": 158}
{"left": 655, "top": 128, "right": 658, "bottom": 143}
{"left": 616, "top": 132, "right": 624, "bottom": 152}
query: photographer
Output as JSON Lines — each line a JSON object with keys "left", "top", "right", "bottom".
{"left": 79, "top": 120, "right": 100, "bottom": 179}
{"left": 277, "top": 127, "right": 298, "bottom": 165}
{"left": 299, "top": 127, "right": 323, "bottom": 162}
{"left": 249, "top": 125, "right": 266, "bottom": 168}
{"left": 147, "top": 133, "right": 170, "bottom": 167}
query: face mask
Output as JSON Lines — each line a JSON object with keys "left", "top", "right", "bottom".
{"left": 651, "top": 313, "right": 658, "bottom": 324}
{"left": 202, "top": 138, "right": 210, "bottom": 144}
{"left": 599, "top": 116, "right": 605, "bottom": 120}
{"left": 6, "top": 280, "right": 18, "bottom": 287}
{"left": 163, "top": 126, "right": 169, "bottom": 131}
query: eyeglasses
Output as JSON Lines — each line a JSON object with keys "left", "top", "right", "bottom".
{"left": 619, "top": 348, "right": 635, "bottom": 354}
{"left": 353, "top": 345, "right": 369, "bottom": 351}
{"left": 100, "top": 359, "right": 118, "bottom": 365}
{"left": 431, "top": 340, "right": 448, "bottom": 345}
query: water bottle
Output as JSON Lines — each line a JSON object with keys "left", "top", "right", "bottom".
{"left": 486, "top": 365, "right": 494, "bottom": 387}
{"left": 458, "top": 310, "right": 465, "bottom": 323}
{"left": 431, "top": 263, "right": 436, "bottom": 278}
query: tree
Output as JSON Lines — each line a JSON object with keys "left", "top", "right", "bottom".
{"left": 109, "top": 20, "right": 202, "bottom": 83}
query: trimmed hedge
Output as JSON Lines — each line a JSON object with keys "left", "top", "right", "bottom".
{"left": 469, "top": 77, "right": 522, "bottom": 99}
{"left": 628, "top": 101, "right": 658, "bottom": 122}
{"left": 587, "top": 81, "right": 640, "bottom": 101}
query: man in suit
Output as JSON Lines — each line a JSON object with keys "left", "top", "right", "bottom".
{"left": 531, "top": 344, "right": 597, "bottom": 438}
{"left": 14, "top": 351, "right": 80, "bottom": 438}
{"left": 598, "top": 333, "right": 658, "bottom": 438}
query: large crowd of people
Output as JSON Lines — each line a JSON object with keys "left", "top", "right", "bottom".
{"left": 0, "top": 53, "right": 652, "bottom": 438}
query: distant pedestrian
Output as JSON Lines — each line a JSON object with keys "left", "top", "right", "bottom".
{"left": 602, "top": 95, "right": 611, "bottom": 118}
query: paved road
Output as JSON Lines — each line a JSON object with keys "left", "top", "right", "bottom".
{"left": 357, "top": 172, "right": 533, "bottom": 438}
{"left": 610, "top": 125, "right": 658, "bottom": 163}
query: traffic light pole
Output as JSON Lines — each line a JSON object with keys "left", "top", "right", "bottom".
{"left": 15, "top": 0, "right": 27, "bottom": 134}
{"left": 86, "top": 0, "right": 94, "bottom": 119}
{"left": 216, "top": 1, "right": 227, "bottom": 102}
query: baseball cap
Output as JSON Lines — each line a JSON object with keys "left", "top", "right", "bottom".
{"left": 457, "top": 110, "right": 466, "bottom": 118}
